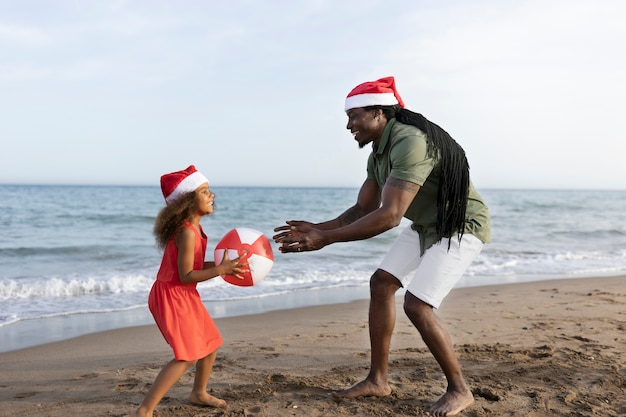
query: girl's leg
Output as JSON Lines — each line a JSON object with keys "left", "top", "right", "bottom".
{"left": 189, "top": 350, "right": 227, "bottom": 408}
{"left": 131, "top": 359, "right": 194, "bottom": 417}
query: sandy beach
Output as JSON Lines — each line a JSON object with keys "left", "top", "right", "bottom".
{"left": 0, "top": 275, "right": 624, "bottom": 417}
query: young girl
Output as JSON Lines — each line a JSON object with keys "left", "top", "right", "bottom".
{"left": 131, "top": 165, "right": 248, "bottom": 417}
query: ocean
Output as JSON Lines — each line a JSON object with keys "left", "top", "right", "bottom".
{"left": 1, "top": 185, "right": 625, "bottom": 352}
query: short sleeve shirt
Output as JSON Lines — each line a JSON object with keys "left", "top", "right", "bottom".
{"left": 367, "top": 118, "right": 491, "bottom": 254}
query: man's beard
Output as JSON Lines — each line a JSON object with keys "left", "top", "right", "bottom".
{"left": 358, "top": 138, "right": 370, "bottom": 149}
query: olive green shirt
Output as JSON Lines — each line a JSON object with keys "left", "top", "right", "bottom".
{"left": 366, "top": 118, "right": 491, "bottom": 254}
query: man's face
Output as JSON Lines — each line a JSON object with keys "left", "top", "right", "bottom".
{"left": 346, "top": 108, "right": 384, "bottom": 149}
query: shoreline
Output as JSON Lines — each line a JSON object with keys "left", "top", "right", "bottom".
{"left": 0, "top": 285, "right": 372, "bottom": 354}
{"left": 0, "top": 273, "right": 623, "bottom": 354}
{"left": 0, "top": 274, "right": 624, "bottom": 416}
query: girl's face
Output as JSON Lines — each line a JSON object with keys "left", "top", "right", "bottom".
{"left": 195, "top": 183, "right": 214, "bottom": 215}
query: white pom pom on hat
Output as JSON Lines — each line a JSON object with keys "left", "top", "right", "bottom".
{"left": 160, "top": 165, "right": 209, "bottom": 203}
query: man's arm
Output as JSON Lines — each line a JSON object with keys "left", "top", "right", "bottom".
{"left": 323, "top": 177, "right": 419, "bottom": 243}
{"left": 276, "top": 177, "right": 420, "bottom": 253}
{"left": 314, "top": 179, "right": 382, "bottom": 230}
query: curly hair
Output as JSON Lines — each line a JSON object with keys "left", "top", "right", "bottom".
{"left": 368, "top": 105, "right": 470, "bottom": 247}
{"left": 153, "top": 192, "right": 198, "bottom": 249}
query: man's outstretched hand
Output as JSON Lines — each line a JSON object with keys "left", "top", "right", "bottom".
{"left": 273, "top": 220, "right": 325, "bottom": 253}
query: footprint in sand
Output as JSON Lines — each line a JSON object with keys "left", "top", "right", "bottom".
{"left": 528, "top": 344, "right": 554, "bottom": 358}
{"left": 244, "top": 405, "right": 262, "bottom": 415}
{"left": 67, "top": 372, "right": 100, "bottom": 381}
{"left": 114, "top": 379, "right": 142, "bottom": 391}
{"left": 13, "top": 391, "right": 38, "bottom": 399}
{"left": 473, "top": 386, "right": 501, "bottom": 401}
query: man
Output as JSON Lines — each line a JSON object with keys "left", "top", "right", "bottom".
{"left": 273, "top": 76, "right": 490, "bottom": 416}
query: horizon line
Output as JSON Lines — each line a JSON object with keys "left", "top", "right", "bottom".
{"left": 0, "top": 183, "right": 625, "bottom": 192}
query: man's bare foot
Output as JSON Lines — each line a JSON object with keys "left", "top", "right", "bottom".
{"left": 189, "top": 391, "right": 228, "bottom": 408}
{"left": 332, "top": 379, "right": 391, "bottom": 399}
{"left": 428, "top": 389, "right": 474, "bottom": 416}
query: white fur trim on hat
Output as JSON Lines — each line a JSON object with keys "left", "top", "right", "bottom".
{"left": 165, "top": 171, "right": 209, "bottom": 203}
{"left": 344, "top": 92, "right": 398, "bottom": 112}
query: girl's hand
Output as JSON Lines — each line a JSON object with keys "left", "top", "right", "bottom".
{"left": 220, "top": 250, "right": 250, "bottom": 280}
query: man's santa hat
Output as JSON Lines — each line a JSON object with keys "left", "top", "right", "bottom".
{"left": 160, "top": 165, "right": 209, "bottom": 203}
{"left": 344, "top": 76, "right": 405, "bottom": 112}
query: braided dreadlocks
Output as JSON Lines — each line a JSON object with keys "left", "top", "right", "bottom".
{"left": 375, "top": 105, "right": 470, "bottom": 246}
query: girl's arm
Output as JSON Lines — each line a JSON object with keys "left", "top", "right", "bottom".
{"left": 177, "top": 227, "right": 248, "bottom": 284}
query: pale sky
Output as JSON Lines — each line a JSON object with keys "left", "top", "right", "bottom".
{"left": 1, "top": 0, "right": 624, "bottom": 189}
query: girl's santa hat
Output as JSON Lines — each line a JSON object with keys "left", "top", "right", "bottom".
{"left": 160, "top": 165, "right": 209, "bottom": 203}
{"left": 344, "top": 76, "right": 405, "bottom": 112}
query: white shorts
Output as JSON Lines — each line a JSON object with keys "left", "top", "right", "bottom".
{"left": 379, "top": 226, "right": 484, "bottom": 309}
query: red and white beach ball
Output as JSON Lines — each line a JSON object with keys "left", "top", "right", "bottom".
{"left": 214, "top": 228, "right": 274, "bottom": 286}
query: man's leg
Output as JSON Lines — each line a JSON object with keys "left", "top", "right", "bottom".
{"left": 333, "top": 269, "right": 401, "bottom": 398}
{"left": 404, "top": 293, "right": 474, "bottom": 416}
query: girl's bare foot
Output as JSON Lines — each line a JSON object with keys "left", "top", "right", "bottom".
{"left": 128, "top": 408, "right": 151, "bottom": 417}
{"left": 189, "top": 391, "right": 227, "bottom": 408}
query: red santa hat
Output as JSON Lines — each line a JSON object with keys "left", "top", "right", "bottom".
{"left": 160, "top": 165, "right": 209, "bottom": 203}
{"left": 344, "top": 76, "right": 405, "bottom": 112}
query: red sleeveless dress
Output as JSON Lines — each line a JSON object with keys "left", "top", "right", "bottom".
{"left": 148, "top": 222, "right": 222, "bottom": 360}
